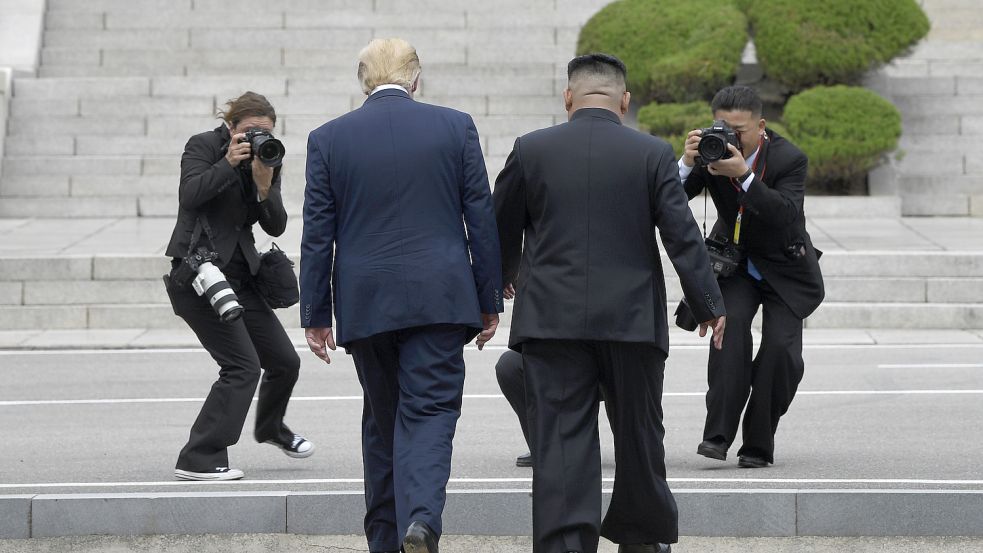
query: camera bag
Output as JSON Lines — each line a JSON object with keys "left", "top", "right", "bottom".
{"left": 254, "top": 242, "right": 299, "bottom": 309}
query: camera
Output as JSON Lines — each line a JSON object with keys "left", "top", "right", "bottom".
{"left": 696, "top": 120, "right": 740, "bottom": 165}
{"left": 184, "top": 247, "right": 244, "bottom": 323}
{"left": 239, "top": 129, "right": 285, "bottom": 168}
{"left": 673, "top": 236, "right": 741, "bottom": 331}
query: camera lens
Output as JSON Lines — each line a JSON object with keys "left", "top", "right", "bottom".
{"left": 252, "top": 135, "right": 285, "bottom": 167}
{"left": 698, "top": 134, "right": 726, "bottom": 162}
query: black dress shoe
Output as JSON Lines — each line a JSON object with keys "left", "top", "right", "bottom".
{"left": 403, "top": 520, "right": 438, "bottom": 553}
{"left": 515, "top": 451, "right": 533, "bottom": 467}
{"left": 738, "top": 454, "right": 770, "bottom": 468}
{"left": 618, "top": 544, "right": 671, "bottom": 553}
{"left": 697, "top": 438, "right": 727, "bottom": 461}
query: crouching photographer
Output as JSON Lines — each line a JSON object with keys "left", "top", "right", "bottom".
{"left": 677, "top": 86, "right": 824, "bottom": 469}
{"left": 163, "top": 91, "right": 312, "bottom": 481}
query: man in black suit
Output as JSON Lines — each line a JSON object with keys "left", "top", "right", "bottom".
{"left": 680, "top": 86, "right": 825, "bottom": 469}
{"left": 494, "top": 53, "right": 726, "bottom": 553}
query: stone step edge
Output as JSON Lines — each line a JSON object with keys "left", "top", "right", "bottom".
{"left": 3, "top": 488, "right": 982, "bottom": 539}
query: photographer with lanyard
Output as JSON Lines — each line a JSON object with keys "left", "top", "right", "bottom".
{"left": 679, "top": 86, "right": 824, "bottom": 469}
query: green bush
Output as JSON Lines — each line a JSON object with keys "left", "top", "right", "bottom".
{"left": 782, "top": 85, "right": 901, "bottom": 191}
{"left": 577, "top": 0, "right": 747, "bottom": 103}
{"left": 748, "top": 0, "right": 929, "bottom": 92}
{"left": 637, "top": 101, "right": 711, "bottom": 157}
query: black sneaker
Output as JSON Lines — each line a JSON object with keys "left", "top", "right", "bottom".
{"left": 265, "top": 434, "right": 315, "bottom": 458}
{"left": 174, "top": 467, "right": 244, "bottom": 481}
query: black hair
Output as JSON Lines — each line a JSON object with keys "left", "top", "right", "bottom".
{"left": 710, "top": 86, "right": 762, "bottom": 116}
{"left": 567, "top": 53, "right": 628, "bottom": 84}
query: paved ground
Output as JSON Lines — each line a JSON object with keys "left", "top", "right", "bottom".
{"left": 6, "top": 534, "right": 983, "bottom": 553}
{"left": 2, "top": 340, "right": 982, "bottom": 494}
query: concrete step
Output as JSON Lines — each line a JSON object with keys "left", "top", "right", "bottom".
{"left": 2, "top": 299, "right": 981, "bottom": 331}
{"left": 4, "top": 274, "right": 979, "bottom": 308}
{"left": 898, "top": 175, "right": 983, "bottom": 195}
{"left": 900, "top": 194, "right": 973, "bottom": 217}
{"left": 893, "top": 95, "right": 983, "bottom": 116}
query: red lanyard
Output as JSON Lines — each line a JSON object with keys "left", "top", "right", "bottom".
{"left": 730, "top": 134, "right": 765, "bottom": 245}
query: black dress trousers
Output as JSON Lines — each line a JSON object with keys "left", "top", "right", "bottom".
{"left": 167, "top": 275, "right": 301, "bottom": 471}
{"left": 495, "top": 349, "right": 530, "bottom": 448}
{"left": 703, "top": 270, "right": 805, "bottom": 463}
{"left": 522, "top": 339, "right": 676, "bottom": 553}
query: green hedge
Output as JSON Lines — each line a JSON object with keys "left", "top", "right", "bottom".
{"left": 782, "top": 85, "right": 901, "bottom": 190}
{"left": 577, "top": 0, "right": 747, "bottom": 103}
{"left": 748, "top": 0, "right": 929, "bottom": 92}
{"left": 637, "top": 101, "right": 710, "bottom": 157}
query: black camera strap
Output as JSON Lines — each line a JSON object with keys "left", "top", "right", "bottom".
{"left": 187, "top": 214, "right": 217, "bottom": 258}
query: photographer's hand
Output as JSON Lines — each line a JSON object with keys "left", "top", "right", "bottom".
{"left": 252, "top": 157, "right": 274, "bottom": 201}
{"left": 707, "top": 144, "right": 749, "bottom": 179}
{"left": 700, "top": 315, "right": 726, "bottom": 350}
{"left": 503, "top": 283, "right": 516, "bottom": 300}
{"left": 682, "top": 129, "right": 702, "bottom": 167}
{"left": 226, "top": 132, "right": 251, "bottom": 168}
{"left": 305, "top": 327, "right": 336, "bottom": 364}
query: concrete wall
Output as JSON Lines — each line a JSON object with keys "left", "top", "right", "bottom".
{"left": 0, "top": 0, "right": 46, "bottom": 75}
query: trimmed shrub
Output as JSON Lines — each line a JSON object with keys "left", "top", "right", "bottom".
{"left": 748, "top": 0, "right": 929, "bottom": 92}
{"left": 577, "top": 0, "right": 747, "bottom": 103}
{"left": 782, "top": 85, "right": 901, "bottom": 192}
{"left": 637, "top": 101, "right": 711, "bottom": 157}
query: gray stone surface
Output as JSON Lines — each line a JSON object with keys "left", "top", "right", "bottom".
{"left": 676, "top": 490, "right": 796, "bottom": 537}
{"left": 0, "top": 306, "right": 88, "bottom": 330}
{"left": 285, "top": 492, "right": 365, "bottom": 535}
{"left": 797, "top": 490, "right": 983, "bottom": 537}
{"left": 0, "top": 495, "right": 32, "bottom": 539}
{"left": 31, "top": 492, "right": 288, "bottom": 537}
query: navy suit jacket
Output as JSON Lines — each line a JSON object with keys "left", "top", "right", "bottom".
{"left": 300, "top": 88, "right": 504, "bottom": 347}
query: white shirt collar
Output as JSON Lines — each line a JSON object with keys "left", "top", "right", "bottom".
{"left": 371, "top": 84, "right": 409, "bottom": 96}
{"left": 745, "top": 146, "right": 760, "bottom": 168}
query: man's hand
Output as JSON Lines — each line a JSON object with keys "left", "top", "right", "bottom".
{"left": 226, "top": 133, "right": 251, "bottom": 168}
{"left": 700, "top": 315, "right": 726, "bottom": 350}
{"left": 476, "top": 313, "right": 499, "bottom": 350}
{"left": 305, "top": 327, "right": 336, "bottom": 363}
{"left": 503, "top": 283, "right": 516, "bottom": 300}
{"left": 681, "top": 129, "right": 702, "bottom": 168}
{"left": 707, "top": 144, "right": 749, "bottom": 179}
{"left": 252, "top": 157, "right": 273, "bottom": 200}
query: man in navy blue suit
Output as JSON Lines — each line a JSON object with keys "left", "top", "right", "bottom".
{"left": 300, "top": 38, "right": 504, "bottom": 553}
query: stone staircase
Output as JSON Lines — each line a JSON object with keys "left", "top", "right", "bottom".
{"left": 0, "top": 0, "right": 606, "bottom": 218}
{"left": 866, "top": 0, "right": 983, "bottom": 216}
{"left": 1, "top": 0, "right": 982, "bottom": 332}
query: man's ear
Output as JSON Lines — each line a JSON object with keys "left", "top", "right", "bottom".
{"left": 758, "top": 117, "right": 767, "bottom": 134}
{"left": 621, "top": 91, "right": 631, "bottom": 115}
{"left": 410, "top": 75, "right": 420, "bottom": 94}
{"left": 563, "top": 88, "right": 574, "bottom": 112}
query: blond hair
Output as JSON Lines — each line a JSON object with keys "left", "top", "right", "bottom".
{"left": 357, "top": 38, "right": 421, "bottom": 95}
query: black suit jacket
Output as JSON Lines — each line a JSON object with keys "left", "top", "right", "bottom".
{"left": 494, "top": 108, "right": 725, "bottom": 354}
{"left": 683, "top": 129, "right": 824, "bottom": 319}
{"left": 165, "top": 125, "right": 287, "bottom": 274}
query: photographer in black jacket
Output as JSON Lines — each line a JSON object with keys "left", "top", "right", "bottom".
{"left": 680, "top": 86, "right": 824, "bottom": 469}
{"left": 164, "top": 91, "right": 311, "bottom": 481}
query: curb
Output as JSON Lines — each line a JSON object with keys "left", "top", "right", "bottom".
{"left": 4, "top": 489, "right": 983, "bottom": 539}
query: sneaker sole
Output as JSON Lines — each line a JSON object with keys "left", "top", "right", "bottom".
{"left": 266, "top": 440, "right": 316, "bottom": 459}
{"left": 174, "top": 469, "right": 244, "bottom": 481}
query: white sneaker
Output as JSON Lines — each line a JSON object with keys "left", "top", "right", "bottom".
{"left": 174, "top": 467, "right": 244, "bottom": 481}
{"left": 266, "top": 434, "right": 315, "bottom": 459}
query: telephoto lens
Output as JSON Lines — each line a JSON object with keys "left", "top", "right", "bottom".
{"left": 191, "top": 262, "right": 244, "bottom": 322}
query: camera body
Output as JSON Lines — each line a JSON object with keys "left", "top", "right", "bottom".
{"left": 239, "top": 129, "right": 285, "bottom": 168}
{"left": 174, "top": 247, "right": 244, "bottom": 323}
{"left": 674, "top": 236, "right": 741, "bottom": 331}
{"left": 696, "top": 120, "right": 740, "bottom": 165}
